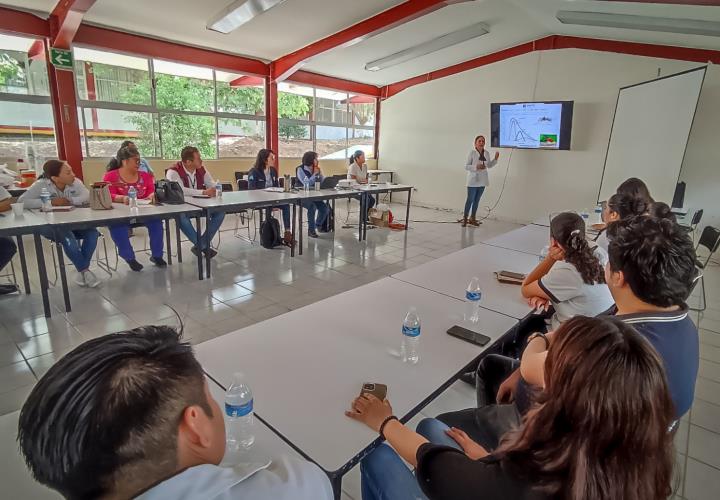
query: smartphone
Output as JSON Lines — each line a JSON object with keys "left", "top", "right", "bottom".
{"left": 499, "top": 271, "right": 526, "bottom": 280}
{"left": 447, "top": 325, "right": 491, "bottom": 347}
{"left": 360, "top": 383, "right": 387, "bottom": 401}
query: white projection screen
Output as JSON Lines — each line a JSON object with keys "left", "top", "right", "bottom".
{"left": 598, "top": 67, "right": 706, "bottom": 203}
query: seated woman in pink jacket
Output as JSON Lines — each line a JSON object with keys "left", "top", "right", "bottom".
{"left": 102, "top": 145, "right": 166, "bottom": 272}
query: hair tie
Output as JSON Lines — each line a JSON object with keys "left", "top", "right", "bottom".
{"left": 570, "top": 229, "right": 581, "bottom": 236}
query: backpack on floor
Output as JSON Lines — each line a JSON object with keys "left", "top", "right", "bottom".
{"left": 320, "top": 203, "right": 334, "bottom": 233}
{"left": 260, "top": 215, "right": 283, "bottom": 249}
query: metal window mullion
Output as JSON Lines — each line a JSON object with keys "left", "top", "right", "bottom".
{"left": 79, "top": 106, "right": 90, "bottom": 157}
{"left": 213, "top": 69, "right": 220, "bottom": 159}
{"left": 0, "top": 92, "right": 51, "bottom": 104}
{"left": 76, "top": 99, "right": 155, "bottom": 114}
{"left": 149, "top": 57, "right": 157, "bottom": 109}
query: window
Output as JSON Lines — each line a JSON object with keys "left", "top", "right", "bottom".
{"left": 0, "top": 34, "right": 57, "bottom": 162}
{"left": 277, "top": 84, "right": 376, "bottom": 159}
{"left": 73, "top": 48, "right": 266, "bottom": 159}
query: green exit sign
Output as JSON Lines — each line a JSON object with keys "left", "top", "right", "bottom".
{"left": 50, "top": 48, "right": 73, "bottom": 70}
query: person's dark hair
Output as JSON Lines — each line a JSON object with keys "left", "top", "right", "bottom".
{"left": 18, "top": 325, "right": 212, "bottom": 500}
{"left": 474, "top": 135, "right": 485, "bottom": 143}
{"left": 607, "top": 192, "right": 649, "bottom": 219}
{"left": 107, "top": 145, "right": 140, "bottom": 171}
{"left": 254, "top": 148, "right": 274, "bottom": 171}
{"left": 120, "top": 140, "right": 135, "bottom": 149}
{"left": 302, "top": 151, "right": 318, "bottom": 167}
{"left": 550, "top": 212, "right": 605, "bottom": 285}
{"left": 40, "top": 159, "right": 65, "bottom": 180}
{"left": 495, "top": 315, "right": 675, "bottom": 500}
{"left": 649, "top": 201, "right": 677, "bottom": 223}
{"left": 617, "top": 177, "right": 655, "bottom": 204}
{"left": 181, "top": 146, "right": 199, "bottom": 164}
{"left": 349, "top": 150, "right": 364, "bottom": 165}
{"left": 607, "top": 215, "right": 696, "bottom": 307}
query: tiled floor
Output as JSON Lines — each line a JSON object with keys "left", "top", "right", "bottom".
{"left": 0, "top": 202, "right": 717, "bottom": 499}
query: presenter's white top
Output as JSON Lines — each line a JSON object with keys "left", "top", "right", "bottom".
{"left": 347, "top": 162, "right": 368, "bottom": 182}
{"left": 465, "top": 148, "right": 497, "bottom": 187}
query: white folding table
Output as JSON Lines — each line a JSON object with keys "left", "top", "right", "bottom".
{"left": 196, "top": 277, "right": 517, "bottom": 496}
{"left": 483, "top": 224, "right": 549, "bottom": 257}
{"left": 391, "top": 243, "right": 539, "bottom": 320}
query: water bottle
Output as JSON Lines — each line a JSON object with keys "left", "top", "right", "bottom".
{"left": 401, "top": 307, "right": 421, "bottom": 364}
{"left": 303, "top": 177, "right": 310, "bottom": 193}
{"left": 594, "top": 203, "right": 603, "bottom": 224}
{"left": 540, "top": 245, "right": 550, "bottom": 262}
{"left": 127, "top": 186, "right": 137, "bottom": 208}
{"left": 40, "top": 187, "right": 51, "bottom": 212}
{"left": 225, "top": 373, "right": 255, "bottom": 451}
{"left": 465, "top": 277, "right": 482, "bottom": 323}
{"left": 216, "top": 181, "right": 223, "bottom": 198}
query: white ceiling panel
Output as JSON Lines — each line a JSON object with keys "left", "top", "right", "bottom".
{"left": 0, "top": 0, "right": 55, "bottom": 14}
{"left": 83, "top": 0, "right": 405, "bottom": 62}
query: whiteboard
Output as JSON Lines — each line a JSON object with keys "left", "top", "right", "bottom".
{"left": 598, "top": 67, "right": 706, "bottom": 204}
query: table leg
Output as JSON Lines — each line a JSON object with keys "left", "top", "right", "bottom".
{"left": 331, "top": 199, "right": 336, "bottom": 232}
{"left": 405, "top": 188, "right": 412, "bottom": 231}
{"left": 204, "top": 210, "right": 211, "bottom": 279}
{"left": 33, "top": 234, "right": 51, "bottom": 318}
{"left": 195, "top": 216, "right": 203, "bottom": 281}
{"left": 176, "top": 218, "right": 183, "bottom": 263}
{"left": 291, "top": 203, "right": 296, "bottom": 258}
{"left": 330, "top": 473, "right": 343, "bottom": 500}
{"left": 55, "top": 240, "right": 71, "bottom": 313}
{"left": 15, "top": 235, "right": 30, "bottom": 294}
{"left": 389, "top": 173, "right": 394, "bottom": 202}
{"left": 165, "top": 219, "right": 172, "bottom": 265}
{"left": 358, "top": 194, "right": 364, "bottom": 242}
{"left": 298, "top": 201, "right": 304, "bottom": 256}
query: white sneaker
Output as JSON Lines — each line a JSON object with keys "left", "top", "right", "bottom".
{"left": 83, "top": 270, "right": 102, "bottom": 288}
{"left": 74, "top": 272, "right": 87, "bottom": 287}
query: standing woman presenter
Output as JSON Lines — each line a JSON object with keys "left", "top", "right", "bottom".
{"left": 462, "top": 135, "right": 499, "bottom": 227}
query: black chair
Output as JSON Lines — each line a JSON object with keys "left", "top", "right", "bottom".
{"left": 237, "top": 179, "right": 249, "bottom": 191}
{"left": 681, "top": 209, "right": 704, "bottom": 241}
{"left": 234, "top": 171, "right": 249, "bottom": 184}
{"left": 690, "top": 225, "right": 720, "bottom": 312}
{"left": 220, "top": 182, "right": 234, "bottom": 192}
{"left": 672, "top": 181, "right": 686, "bottom": 209}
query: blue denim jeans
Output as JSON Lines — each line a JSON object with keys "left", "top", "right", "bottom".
{"left": 301, "top": 200, "right": 329, "bottom": 232}
{"left": 0, "top": 237, "right": 16, "bottom": 272}
{"left": 463, "top": 186, "right": 485, "bottom": 218}
{"left": 177, "top": 212, "right": 226, "bottom": 249}
{"left": 360, "top": 444, "right": 427, "bottom": 500}
{"left": 41, "top": 228, "right": 99, "bottom": 272}
{"left": 109, "top": 220, "right": 164, "bottom": 261}
{"left": 416, "top": 418, "right": 462, "bottom": 450}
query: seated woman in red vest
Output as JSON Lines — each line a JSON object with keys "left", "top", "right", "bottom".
{"left": 166, "top": 146, "right": 226, "bottom": 259}
{"left": 103, "top": 145, "right": 166, "bottom": 272}
{"left": 247, "top": 149, "right": 294, "bottom": 247}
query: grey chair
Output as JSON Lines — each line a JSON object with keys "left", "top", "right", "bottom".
{"left": 690, "top": 225, "right": 720, "bottom": 312}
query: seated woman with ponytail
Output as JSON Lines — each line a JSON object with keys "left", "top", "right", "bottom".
{"left": 347, "top": 150, "right": 375, "bottom": 223}
{"left": 19, "top": 160, "right": 101, "bottom": 288}
{"left": 102, "top": 146, "right": 166, "bottom": 272}
{"left": 596, "top": 192, "right": 651, "bottom": 250}
{"left": 521, "top": 211, "right": 614, "bottom": 331}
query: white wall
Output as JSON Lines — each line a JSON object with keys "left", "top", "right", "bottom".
{"left": 379, "top": 48, "right": 717, "bottom": 228}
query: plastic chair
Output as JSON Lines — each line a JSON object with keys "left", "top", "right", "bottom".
{"left": 690, "top": 225, "right": 720, "bottom": 312}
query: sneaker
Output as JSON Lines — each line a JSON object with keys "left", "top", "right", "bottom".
{"left": 127, "top": 259, "right": 144, "bottom": 272}
{"left": 204, "top": 248, "right": 218, "bottom": 259}
{"left": 84, "top": 270, "right": 102, "bottom": 288}
{"left": 190, "top": 246, "right": 200, "bottom": 257}
{"left": 74, "top": 272, "right": 87, "bottom": 287}
{"left": 459, "top": 371, "right": 476, "bottom": 386}
{"left": 308, "top": 230, "right": 319, "bottom": 238}
{"left": 150, "top": 256, "right": 167, "bottom": 268}
{"left": 0, "top": 284, "right": 18, "bottom": 295}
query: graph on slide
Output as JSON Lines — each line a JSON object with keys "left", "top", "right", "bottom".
{"left": 499, "top": 103, "right": 562, "bottom": 149}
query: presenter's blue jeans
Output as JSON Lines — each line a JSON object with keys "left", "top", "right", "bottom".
{"left": 109, "top": 220, "right": 164, "bottom": 261}
{"left": 301, "top": 200, "right": 328, "bottom": 232}
{"left": 177, "top": 212, "right": 226, "bottom": 249}
{"left": 463, "top": 186, "right": 485, "bottom": 218}
{"left": 40, "top": 228, "right": 99, "bottom": 272}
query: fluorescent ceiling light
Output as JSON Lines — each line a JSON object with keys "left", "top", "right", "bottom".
{"left": 365, "top": 22, "right": 490, "bottom": 72}
{"left": 207, "top": 0, "right": 287, "bottom": 34}
{"left": 556, "top": 10, "right": 720, "bottom": 37}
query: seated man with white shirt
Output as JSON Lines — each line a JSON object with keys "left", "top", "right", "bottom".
{"left": 0, "top": 185, "right": 18, "bottom": 295}
{"left": 18, "top": 325, "right": 334, "bottom": 500}
{"left": 167, "top": 146, "right": 225, "bottom": 258}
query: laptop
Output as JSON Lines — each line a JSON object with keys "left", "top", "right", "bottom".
{"left": 320, "top": 176, "right": 340, "bottom": 189}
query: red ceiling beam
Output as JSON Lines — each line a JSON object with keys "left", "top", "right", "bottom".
{"left": 0, "top": 6, "right": 50, "bottom": 38}
{"left": 288, "top": 70, "right": 380, "bottom": 97}
{"left": 74, "top": 24, "right": 269, "bottom": 76}
{"left": 382, "top": 34, "right": 720, "bottom": 98}
{"left": 271, "top": 0, "right": 469, "bottom": 82}
{"left": 49, "top": 0, "right": 97, "bottom": 49}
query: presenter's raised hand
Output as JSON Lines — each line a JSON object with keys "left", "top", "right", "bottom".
{"left": 494, "top": 152, "right": 500, "bottom": 161}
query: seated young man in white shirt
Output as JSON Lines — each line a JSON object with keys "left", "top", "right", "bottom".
{"left": 18, "top": 325, "right": 334, "bottom": 500}
{"left": 167, "top": 146, "right": 226, "bottom": 258}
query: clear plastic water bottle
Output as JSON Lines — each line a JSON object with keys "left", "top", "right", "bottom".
{"left": 540, "top": 245, "right": 550, "bottom": 262}
{"left": 594, "top": 203, "right": 603, "bottom": 224}
{"left": 40, "top": 187, "right": 51, "bottom": 212}
{"left": 465, "top": 277, "right": 482, "bottom": 323}
{"left": 127, "top": 186, "right": 137, "bottom": 208}
{"left": 401, "top": 307, "right": 421, "bottom": 364}
{"left": 303, "top": 177, "right": 310, "bottom": 193}
{"left": 225, "top": 373, "right": 255, "bottom": 451}
{"left": 216, "top": 181, "right": 223, "bottom": 198}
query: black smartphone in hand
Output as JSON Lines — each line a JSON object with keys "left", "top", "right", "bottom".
{"left": 447, "top": 325, "right": 491, "bottom": 347}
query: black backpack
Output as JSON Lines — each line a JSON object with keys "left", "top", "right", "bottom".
{"left": 155, "top": 179, "right": 185, "bottom": 204}
{"left": 260, "top": 215, "right": 283, "bottom": 249}
{"left": 320, "top": 203, "right": 334, "bottom": 233}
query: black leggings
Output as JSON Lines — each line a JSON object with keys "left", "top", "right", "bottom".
{"left": 0, "top": 237, "right": 17, "bottom": 272}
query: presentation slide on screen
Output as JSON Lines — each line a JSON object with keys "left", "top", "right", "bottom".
{"left": 499, "top": 102, "right": 563, "bottom": 149}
